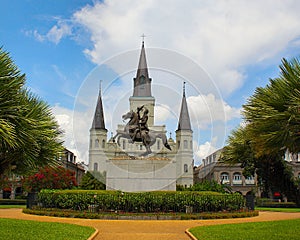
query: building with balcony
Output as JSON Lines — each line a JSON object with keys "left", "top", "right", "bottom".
{"left": 194, "top": 148, "right": 259, "bottom": 196}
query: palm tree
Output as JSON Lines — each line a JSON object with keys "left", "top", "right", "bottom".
{"left": 243, "top": 57, "right": 300, "bottom": 156}
{"left": 0, "top": 47, "right": 63, "bottom": 175}
{"left": 222, "top": 57, "right": 300, "bottom": 202}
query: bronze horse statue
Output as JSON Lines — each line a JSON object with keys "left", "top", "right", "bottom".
{"left": 113, "top": 109, "right": 171, "bottom": 155}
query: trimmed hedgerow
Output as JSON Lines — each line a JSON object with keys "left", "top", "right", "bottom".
{"left": 23, "top": 208, "right": 258, "bottom": 220}
{"left": 0, "top": 199, "right": 26, "bottom": 205}
{"left": 37, "top": 190, "right": 244, "bottom": 213}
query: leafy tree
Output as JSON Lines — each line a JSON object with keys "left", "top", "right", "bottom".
{"left": 0, "top": 47, "right": 63, "bottom": 175}
{"left": 222, "top": 57, "right": 300, "bottom": 203}
{"left": 191, "top": 180, "right": 229, "bottom": 193}
{"left": 177, "top": 180, "right": 229, "bottom": 193}
{"left": 22, "top": 166, "right": 77, "bottom": 192}
{"left": 221, "top": 126, "right": 256, "bottom": 177}
{"left": 79, "top": 171, "right": 106, "bottom": 190}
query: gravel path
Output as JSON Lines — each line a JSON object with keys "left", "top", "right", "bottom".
{"left": 1, "top": 209, "right": 300, "bottom": 240}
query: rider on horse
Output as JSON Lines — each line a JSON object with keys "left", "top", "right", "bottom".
{"left": 115, "top": 106, "right": 171, "bottom": 155}
{"left": 131, "top": 105, "right": 149, "bottom": 142}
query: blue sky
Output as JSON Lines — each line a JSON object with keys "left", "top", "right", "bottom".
{"left": 1, "top": 0, "right": 94, "bottom": 108}
{"left": 1, "top": 0, "right": 300, "bottom": 165}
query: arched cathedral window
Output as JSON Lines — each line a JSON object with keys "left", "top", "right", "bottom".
{"left": 94, "top": 163, "right": 98, "bottom": 171}
{"left": 102, "top": 139, "right": 105, "bottom": 148}
{"left": 95, "top": 139, "right": 99, "bottom": 148}
{"left": 184, "top": 164, "right": 188, "bottom": 173}
{"left": 184, "top": 140, "right": 188, "bottom": 149}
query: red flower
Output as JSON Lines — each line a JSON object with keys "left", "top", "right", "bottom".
{"left": 23, "top": 166, "right": 77, "bottom": 192}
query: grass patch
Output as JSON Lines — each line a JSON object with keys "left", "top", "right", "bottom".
{"left": 255, "top": 207, "right": 300, "bottom": 212}
{"left": 0, "top": 218, "right": 95, "bottom": 240}
{"left": 189, "top": 219, "right": 300, "bottom": 240}
{"left": 0, "top": 205, "right": 25, "bottom": 209}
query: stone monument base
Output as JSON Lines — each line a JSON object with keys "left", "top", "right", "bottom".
{"left": 106, "top": 156, "right": 176, "bottom": 192}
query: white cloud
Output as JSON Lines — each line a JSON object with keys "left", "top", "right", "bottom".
{"left": 52, "top": 104, "right": 91, "bottom": 163}
{"left": 194, "top": 137, "right": 218, "bottom": 165}
{"left": 47, "top": 0, "right": 300, "bottom": 166}
{"left": 46, "top": 21, "right": 72, "bottom": 44}
{"left": 33, "top": 30, "right": 45, "bottom": 42}
{"left": 28, "top": 19, "right": 72, "bottom": 44}
{"left": 154, "top": 104, "right": 173, "bottom": 123}
{"left": 73, "top": 0, "right": 300, "bottom": 96}
{"left": 188, "top": 94, "right": 241, "bottom": 129}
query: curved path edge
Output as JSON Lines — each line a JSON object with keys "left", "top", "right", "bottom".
{"left": 185, "top": 228, "right": 198, "bottom": 240}
{"left": 1, "top": 209, "right": 300, "bottom": 240}
{"left": 87, "top": 228, "right": 99, "bottom": 240}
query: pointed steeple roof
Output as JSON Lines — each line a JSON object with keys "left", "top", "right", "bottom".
{"left": 91, "top": 81, "right": 106, "bottom": 130}
{"left": 177, "top": 82, "right": 192, "bottom": 131}
{"left": 135, "top": 41, "right": 149, "bottom": 80}
{"left": 132, "top": 41, "right": 152, "bottom": 97}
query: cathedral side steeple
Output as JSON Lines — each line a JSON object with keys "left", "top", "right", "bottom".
{"left": 177, "top": 82, "right": 192, "bottom": 131}
{"left": 175, "top": 82, "right": 193, "bottom": 187}
{"left": 91, "top": 81, "right": 106, "bottom": 130}
{"left": 89, "top": 81, "right": 108, "bottom": 173}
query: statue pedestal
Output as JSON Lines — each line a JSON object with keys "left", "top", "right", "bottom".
{"left": 106, "top": 156, "right": 176, "bottom": 192}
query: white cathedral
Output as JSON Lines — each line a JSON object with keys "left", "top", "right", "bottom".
{"left": 88, "top": 41, "right": 194, "bottom": 191}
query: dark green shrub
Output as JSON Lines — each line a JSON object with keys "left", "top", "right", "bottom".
{"left": 256, "top": 198, "right": 297, "bottom": 208}
{"left": 0, "top": 199, "right": 26, "bottom": 205}
{"left": 37, "top": 190, "right": 244, "bottom": 213}
{"left": 23, "top": 208, "right": 258, "bottom": 220}
{"left": 178, "top": 180, "right": 230, "bottom": 193}
{"left": 79, "top": 171, "right": 106, "bottom": 190}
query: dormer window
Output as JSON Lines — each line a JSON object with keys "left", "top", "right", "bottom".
{"left": 139, "top": 75, "right": 145, "bottom": 85}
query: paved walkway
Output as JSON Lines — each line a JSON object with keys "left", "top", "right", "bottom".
{"left": 1, "top": 209, "right": 300, "bottom": 240}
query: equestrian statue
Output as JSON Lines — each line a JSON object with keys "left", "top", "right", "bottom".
{"left": 113, "top": 105, "right": 172, "bottom": 156}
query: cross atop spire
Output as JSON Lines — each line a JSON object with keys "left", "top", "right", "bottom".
{"left": 141, "top": 33, "right": 146, "bottom": 44}
{"left": 99, "top": 80, "right": 102, "bottom": 94}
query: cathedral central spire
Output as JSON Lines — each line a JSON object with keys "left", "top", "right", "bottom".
{"left": 132, "top": 40, "right": 152, "bottom": 97}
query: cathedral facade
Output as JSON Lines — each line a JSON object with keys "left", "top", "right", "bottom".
{"left": 88, "top": 42, "right": 194, "bottom": 191}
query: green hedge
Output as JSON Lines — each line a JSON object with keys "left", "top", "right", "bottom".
{"left": 0, "top": 199, "right": 26, "bottom": 205}
{"left": 23, "top": 208, "right": 258, "bottom": 220}
{"left": 256, "top": 198, "right": 297, "bottom": 208}
{"left": 37, "top": 190, "right": 245, "bottom": 213}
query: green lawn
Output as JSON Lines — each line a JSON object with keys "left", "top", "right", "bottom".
{"left": 0, "top": 205, "right": 25, "bottom": 209}
{"left": 189, "top": 219, "right": 300, "bottom": 240}
{"left": 0, "top": 218, "right": 95, "bottom": 240}
{"left": 255, "top": 207, "right": 300, "bottom": 212}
